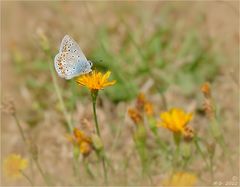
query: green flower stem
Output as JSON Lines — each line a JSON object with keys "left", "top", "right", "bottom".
{"left": 42, "top": 47, "right": 84, "bottom": 184}
{"left": 91, "top": 90, "right": 108, "bottom": 185}
{"left": 160, "top": 92, "right": 168, "bottom": 110}
{"left": 173, "top": 132, "right": 181, "bottom": 169}
{"left": 48, "top": 56, "right": 73, "bottom": 133}
{"left": 110, "top": 119, "right": 123, "bottom": 152}
{"left": 133, "top": 124, "right": 153, "bottom": 184}
{"left": 91, "top": 91, "right": 101, "bottom": 136}
{"left": 13, "top": 113, "right": 27, "bottom": 143}
{"left": 181, "top": 143, "right": 191, "bottom": 170}
{"left": 208, "top": 98, "right": 233, "bottom": 171}
{"left": 35, "top": 159, "right": 51, "bottom": 186}
{"left": 173, "top": 132, "right": 181, "bottom": 146}
{"left": 209, "top": 156, "right": 214, "bottom": 181}
{"left": 12, "top": 112, "right": 50, "bottom": 186}
{"left": 73, "top": 157, "right": 81, "bottom": 183}
{"left": 42, "top": 47, "right": 73, "bottom": 133}
{"left": 21, "top": 170, "right": 34, "bottom": 186}
{"left": 83, "top": 158, "right": 95, "bottom": 179}
{"left": 148, "top": 117, "right": 167, "bottom": 152}
{"left": 209, "top": 118, "right": 234, "bottom": 171}
{"left": 193, "top": 136, "right": 211, "bottom": 169}
{"left": 73, "top": 145, "right": 85, "bottom": 184}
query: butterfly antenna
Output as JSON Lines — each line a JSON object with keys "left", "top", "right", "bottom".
{"left": 95, "top": 59, "right": 103, "bottom": 63}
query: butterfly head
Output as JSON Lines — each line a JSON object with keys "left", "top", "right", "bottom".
{"left": 88, "top": 60, "right": 93, "bottom": 67}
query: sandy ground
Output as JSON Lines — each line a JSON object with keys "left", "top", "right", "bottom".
{"left": 1, "top": 1, "right": 239, "bottom": 186}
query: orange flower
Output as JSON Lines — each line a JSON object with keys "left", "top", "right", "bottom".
{"left": 67, "top": 128, "right": 92, "bottom": 156}
{"left": 76, "top": 71, "right": 116, "bottom": 91}
{"left": 73, "top": 128, "right": 91, "bottom": 144}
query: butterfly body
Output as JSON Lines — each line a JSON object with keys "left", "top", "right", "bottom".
{"left": 54, "top": 35, "right": 92, "bottom": 80}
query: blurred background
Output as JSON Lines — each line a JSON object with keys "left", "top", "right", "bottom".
{"left": 1, "top": 1, "right": 239, "bottom": 186}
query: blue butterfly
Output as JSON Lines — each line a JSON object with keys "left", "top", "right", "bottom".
{"left": 54, "top": 35, "right": 92, "bottom": 79}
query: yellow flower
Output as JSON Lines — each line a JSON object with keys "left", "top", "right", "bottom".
{"left": 76, "top": 71, "right": 116, "bottom": 91}
{"left": 3, "top": 154, "right": 28, "bottom": 179}
{"left": 162, "top": 172, "right": 197, "bottom": 186}
{"left": 158, "top": 108, "right": 193, "bottom": 133}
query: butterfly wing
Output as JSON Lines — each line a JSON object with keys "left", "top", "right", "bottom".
{"left": 60, "top": 35, "right": 87, "bottom": 61}
{"left": 54, "top": 52, "right": 92, "bottom": 80}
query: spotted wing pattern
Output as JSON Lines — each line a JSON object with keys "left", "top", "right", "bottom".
{"left": 54, "top": 35, "right": 92, "bottom": 79}
{"left": 59, "top": 35, "right": 87, "bottom": 61}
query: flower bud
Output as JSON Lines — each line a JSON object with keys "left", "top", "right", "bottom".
{"left": 201, "top": 82, "right": 211, "bottom": 98}
{"left": 91, "top": 134, "right": 104, "bottom": 151}
{"left": 80, "top": 142, "right": 92, "bottom": 157}
{"left": 181, "top": 143, "right": 191, "bottom": 160}
{"left": 27, "top": 140, "right": 38, "bottom": 161}
{"left": 73, "top": 145, "right": 80, "bottom": 159}
{"left": 207, "top": 142, "right": 215, "bottom": 159}
{"left": 144, "top": 102, "right": 154, "bottom": 116}
{"left": 36, "top": 28, "right": 50, "bottom": 53}
{"left": 128, "top": 108, "right": 143, "bottom": 125}
{"left": 183, "top": 126, "right": 194, "bottom": 142}
{"left": 1, "top": 99, "right": 16, "bottom": 115}
{"left": 136, "top": 93, "right": 146, "bottom": 111}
